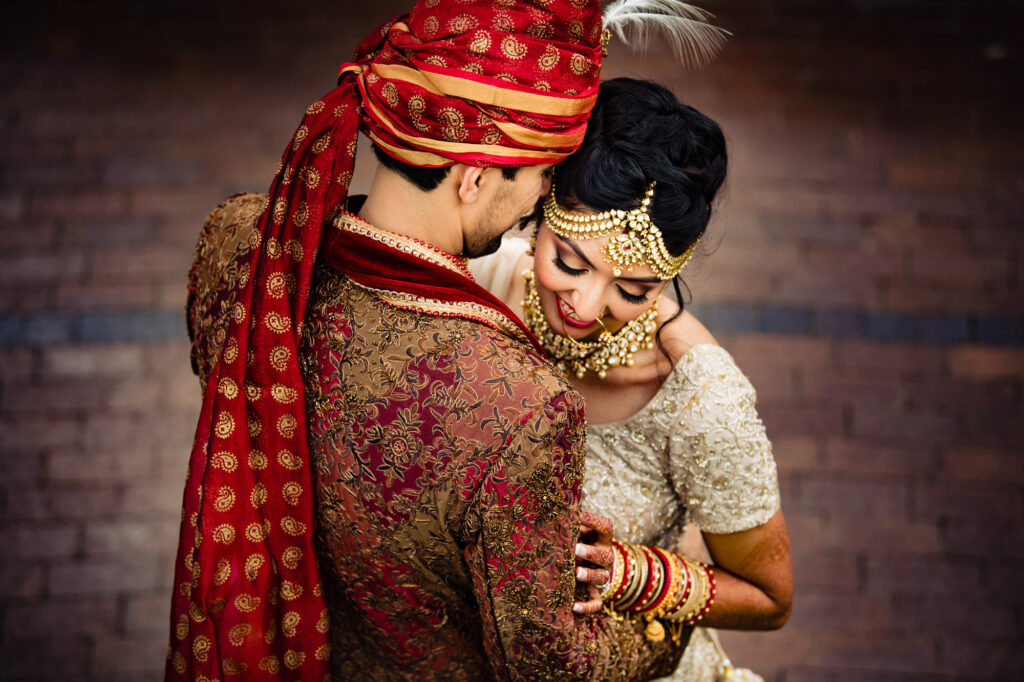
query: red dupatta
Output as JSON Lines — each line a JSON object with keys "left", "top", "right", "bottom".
{"left": 168, "top": 2, "right": 601, "bottom": 680}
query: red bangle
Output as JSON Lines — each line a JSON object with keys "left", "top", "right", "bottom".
{"left": 644, "top": 547, "right": 682, "bottom": 617}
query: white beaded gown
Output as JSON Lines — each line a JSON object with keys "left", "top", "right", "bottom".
{"left": 470, "top": 238, "right": 780, "bottom": 681}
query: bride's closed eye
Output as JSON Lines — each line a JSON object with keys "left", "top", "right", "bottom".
{"left": 553, "top": 255, "right": 587, "bottom": 277}
{"left": 616, "top": 286, "right": 649, "bottom": 305}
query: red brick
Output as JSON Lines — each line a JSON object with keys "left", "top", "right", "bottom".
{"left": 0, "top": 282, "right": 56, "bottom": 313}
{"left": 772, "top": 435, "right": 821, "bottom": 474}
{"left": 717, "top": 626, "right": 811, "bottom": 672}
{"left": 0, "top": 411, "right": 80, "bottom": 454}
{"left": 0, "top": 451, "right": 45, "bottom": 484}
{"left": 908, "top": 250, "right": 1011, "bottom": 288}
{"left": 865, "top": 553, "right": 982, "bottom": 597}
{"left": 93, "top": 632, "right": 169, "bottom": 676}
{"left": 802, "top": 243, "right": 905, "bottom": 280}
{"left": 49, "top": 557, "right": 163, "bottom": 596}
{"left": 784, "top": 669, "right": 953, "bottom": 682}
{"left": 0, "top": 635, "right": 93, "bottom": 679}
{"left": 127, "top": 186, "right": 225, "bottom": 220}
{"left": 936, "top": 446, "right": 1024, "bottom": 484}
{"left": 0, "top": 218, "right": 58, "bottom": 250}
{"left": 850, "top": 403, "right": 958, "bottom": 443}
{"left": 0, "top": 191, "right": 27, "bottom": 223}
{"left": 800, "top": 366, "right": 903, "bottom": 406}
{"left": 837, "top": 339, "right": 946, "bottom": 374}
{"left": 891, "top": 592, "right": 1014, "bottom": 641}
{"left": 786, "top": 512, "right": 941, "bottom": 554}
{"left": 48, "top": 448, "right": 155, "bottom": 483}
{"left": 888, "top": 161, "right": 992, "bottom": 192}
{"left": 881, "top": 279, "right": 1021, "bottom": 316}
{"left": 4, "top": 597, "right": 119, "bottom": 636}
{"left": 124, "top": 593, "right": 172, "bottom": 634}
{"left": 940, "top": 517, "right": 1024, "bottom": 560}
{"left": 773, "top": 269, "right": 880, "bottom": 309}
{"left": 972, "top": 221, "right": 1024, "bottom": 252}
{"left": 0, "top": 523, "right": 80, "bottom": 559}
{"left": 987, "top": 563, "right": 1024, "bottom": 604}
{"left": 3, "top": 378, "right": 120, "bottom": 416}
{"left": 822, "top": 439, "right": 936, "bottom": 478}
{"left": 789, "top": 474, "right": 909, "bottom": 518}
{"left": 122, "top": 481, "right": 183, "bottom": 518}
{"left": 28, "top": 189, "right": 126, "bottom": 220}
{"left": 107, "top": 376, "right": 165, "bottom": 412}
{"left": 42, "top": 345, "right": 145, "bottom": 378}
{"left": 0, "top": 349, "right": 40, "bottom": 381}
{"left": 692, "top": 269, "right": 775, "bottom": 304}
{"left": 55, "top": 280, "right": 157, "bottom": 310}
{"left": 0, "top": 561, "right": 47, "bottom": 599}
{"left": 62, "top": 216, "right": 163, "bottom": 247}
{"left": 84, "top": 519, "right": 178, "bottom": 557}
{"left": 3, "top": 485, "right": 123, "bottom": 521}
{"left": 87, "top": 244, "right": 193, "bottom": 280}
{"left": 758, "top": 399, "right": 846, "bottom": 438}
{"left": 788, "top": 592, "right": 891, "bottom": 632}
{"left": 936, "top": 637, "right": 1024, "bottom": 678}
{"left": 921, "top": 481, "right": 1024, "bottom": 522}
{"left": 790, "top": 547, "right": 860, "bottom": 592}
{"left": 807, "top": 631, "right": 936, "bottom": 673}
{"left": 866, "top": 211, "right": 969, "bottom": 252}
{"left": 950, "top": 346, "right": 1024, "bottom": 380}
{"left": 0, "top": 252, "right": 86, "bottom": 284}
{"left": 729, "top": 334, "right": 835, "bottom": 371}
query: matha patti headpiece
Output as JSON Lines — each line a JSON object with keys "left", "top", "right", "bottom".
{"left": 542, "top": 182, "right": 697, "bottom": 280}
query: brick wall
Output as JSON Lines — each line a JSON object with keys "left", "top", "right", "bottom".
{"left": 1, "top": 1, "right": 1021, "bottom": 680}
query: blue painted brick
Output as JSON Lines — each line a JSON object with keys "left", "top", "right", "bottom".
{"left": 866, "top": 313, "right": 915, "bottom": 342}
{"left": 917, "top": 316, "right": 970, "bottom": 344}
{"left": 75, "top": 311, "right": 185, "bottom": 344}
{"left": 978, "top": 317, "right": 1024, "bottom": 347}
{"left": 763, "top": 305, "right": 811, "bottom": 335}
{"left": 815, "top": 310, "right": 865, "bottom": 338}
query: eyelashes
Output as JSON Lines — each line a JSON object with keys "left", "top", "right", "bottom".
{"left": 553, "top": 255, "right": 586, "bottom": 277}
{"left": 616, "top": 287, "right": 649, "bottom": 305}
{"left": 552, "top": 256, "right": 650, "bottom": 304}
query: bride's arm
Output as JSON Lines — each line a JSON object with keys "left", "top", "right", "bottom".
{"left": 699, "top": 510, "right": 792, "bottom": 629}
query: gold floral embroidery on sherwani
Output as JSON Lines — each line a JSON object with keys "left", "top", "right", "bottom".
{"left": 298, "top": 248, "right": 689, "bottom": 680}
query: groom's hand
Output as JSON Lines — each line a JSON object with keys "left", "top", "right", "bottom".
{"left": 573, "top": 510, "right": 614, "bottom": 615}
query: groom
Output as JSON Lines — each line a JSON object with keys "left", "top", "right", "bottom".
{"left": 174, "top": 1, "right": 687, "bottom": 679}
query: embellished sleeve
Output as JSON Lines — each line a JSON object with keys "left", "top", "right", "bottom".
{"left": 187, "top": 192, "right": 266, "bottom": 390}
{"left": 666, "top": 363, "right": 781, "bottom": 535}
{"left": 465, "top": 389, "right": 683, "bottom": 681}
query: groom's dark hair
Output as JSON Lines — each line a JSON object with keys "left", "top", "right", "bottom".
{"left": 372, "top": 143, "right": 520, "bottom": 192}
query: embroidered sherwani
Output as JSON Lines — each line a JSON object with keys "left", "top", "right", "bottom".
{"left": 189, "top": 196, "right": 686, "bottom": 681}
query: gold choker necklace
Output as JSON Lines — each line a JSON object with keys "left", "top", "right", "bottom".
{"left": 522, "top": 269, "right": 657, "bottom": 380}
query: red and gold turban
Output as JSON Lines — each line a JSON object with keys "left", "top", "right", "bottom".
{"left": 169, "top": 1, "right": 603, "bottom": 680}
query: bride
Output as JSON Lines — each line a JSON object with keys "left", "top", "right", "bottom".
{"left": 469, "top": 77, "right": 793, "bottom": 681}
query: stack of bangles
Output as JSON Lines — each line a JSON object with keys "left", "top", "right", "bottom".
{"left": 599, "top": 540, "right": 716, "bottom": 643}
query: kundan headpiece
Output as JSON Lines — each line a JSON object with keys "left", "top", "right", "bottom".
{"left": 170, "top": 2, "right": 606, "bottom": 680}
{"left": 543, "top": 181, "right": 697, "bottom": 280}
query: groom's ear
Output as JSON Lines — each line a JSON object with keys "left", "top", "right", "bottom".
{"left": 454, "top": 164, "right": 485, "bottom": 204}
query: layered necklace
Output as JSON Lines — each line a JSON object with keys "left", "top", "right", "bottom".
{"left": 522, "top": 269, "right": 658, "bottom": 380}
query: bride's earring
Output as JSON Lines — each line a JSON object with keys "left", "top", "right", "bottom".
{"left": 527, "top": 225, "right": 539, "bottom": 256}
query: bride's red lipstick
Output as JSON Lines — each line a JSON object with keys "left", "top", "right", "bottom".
{"left": 558, "top": 298, "right": 596, "bottom": 329}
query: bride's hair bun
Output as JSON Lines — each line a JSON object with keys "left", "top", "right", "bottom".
{"left": 552, "top": 77, "right": 727, "bottom": 260}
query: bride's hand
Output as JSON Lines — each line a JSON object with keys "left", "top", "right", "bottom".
{"left": 573, "top": 510, "right": 614, "bottom": 615}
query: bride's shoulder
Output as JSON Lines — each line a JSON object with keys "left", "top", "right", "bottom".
{"left": 655, "top": 296, "right": 719, "bottom": 365}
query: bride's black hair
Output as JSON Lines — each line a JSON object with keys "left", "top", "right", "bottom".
{"left": 551, "top": 77, "right": 728, "bottom": 363}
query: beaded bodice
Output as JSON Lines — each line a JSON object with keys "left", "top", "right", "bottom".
{"left": 582, "top": 344, "right": 779, "bottom": 545}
